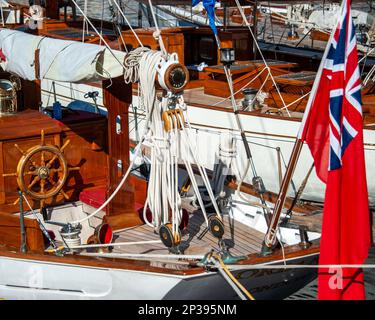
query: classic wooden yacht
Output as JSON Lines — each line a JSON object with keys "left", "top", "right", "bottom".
{"left": 10, "top": 0, "right": 373, "bottom": 207}
{"left": 0, "top": 0, "right": 327, "bottom": 300}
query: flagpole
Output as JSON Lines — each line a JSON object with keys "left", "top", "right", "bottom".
{"left": 260, "top": 0, "right": 346, "bottom": 256}
{"left": 260, "top": 138, "right": 304, "bottom": 255}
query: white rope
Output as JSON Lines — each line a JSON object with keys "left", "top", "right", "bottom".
{"left": 179, "top": 110, "right": 223, "bottom": 221}
{"left": 67, "top": 240, "right": 162, "bottom": 250}
{"left": 80, "top": 252, "right": 205, "bottom": 260}
{"left": 231, "top": 160, "right": 270, "bottom": 211}
{"left": 139, "top": 51, "right": 171, "bottom": 229}
{"left": 147, "top": 0, "right": 168, "bottom": 57}
{"left": 224, "top": 263, "right": 375, "bottom": 271}
{"left": 364, "top": 65, "right": 375, "bottom": 85}
{"left": 359, "top": 46, "right": 375, "bottom": 64}
{"left": 70, "top": 50, "right": 161, "bottom": 225}
{"left": 279, "top": 91, "right": 311, "bottom": 111}
{"left": 79, "top": 252, "right": 375, "bottom": 271}
{"left": 216, "top": 263, "right": 248, "bottom": 300}
{"left": 123, "top": 47, "right": 151, "bottom": 84}
{"left": 71, "top": 137, "right": 143, "bottom": 225}
{"left": 210, "top": 66, "right": 267, "bottom": 107}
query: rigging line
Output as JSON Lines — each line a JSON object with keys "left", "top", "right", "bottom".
{"left": 360, "top": 43, "right": 370, "bottom": 76}
{"left": 223, "top": 66, "right": 263, "bottom": 181}
{"left": 22, "top": 195, "right": 58, "bottom": 249}
{"left": 112, "top": 0, "right": 144, "bottom": 47}
{"left": 70, "top": 52, "right": 163, "bottom": 225}
{"left": 234, "top": 0, "right": 291, "bottom": 117}
{"left": 222, "top": 66, "right": 272, "bottom": 222}
{"left": 219, "top": 263, "right": 375, "bottom": 270}
{"left": 70, "top": 0, "right": 127, "bottom": 72}
{"left": 81, "top": 252, "right": 205, "bottom": 260}
{"left": 359, "top": 46, "right": 375, "bottom": 64}
{"left": 212, "top": 253, "right": 255, "bottom": 301}
{"left": 279, "top": 91, "right": 311, "bottom": 111}
{"left": 277, "top": 24, "right": 287, "bottom": 46}
{"left": 285, "top": 162, "right": 315, "bottom": 217}
{"left": 279, "top": 150, "right": 297, "bottom": 196}
{"left": 66, "top": 240, "right": 162, "bottom": 250}
{"left": 147, "top": 0, "right": 167, "bottom": 56}
{"left": 109, "top": 2, "right": 128, "bottom": 53}
{"left": 212, "top": 66, "right": 268, "bottom": 107}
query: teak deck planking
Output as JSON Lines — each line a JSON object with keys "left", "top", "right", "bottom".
{"left": 114, "top": 212, "right": 266, "bottom": 257}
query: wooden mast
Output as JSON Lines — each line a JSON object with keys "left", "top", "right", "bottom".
{"left": 102, "top": 77, "right": 143, "bottom": 231}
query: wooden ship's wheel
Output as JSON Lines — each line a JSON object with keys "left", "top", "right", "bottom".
{"left": 3, "top": 130, "right": 79, "bottom": 208}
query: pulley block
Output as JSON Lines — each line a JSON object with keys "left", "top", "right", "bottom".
{"left": 159, "top": 223, "right": 181, "bottom": 248}
{"left": 208, "top": 215, "right": 225, "bottom": 239}
{"left": 162, "top": 109, "right": 185, "bottom": 132}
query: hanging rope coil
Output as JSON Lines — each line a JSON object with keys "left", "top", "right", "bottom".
{"left": 123, "top": 47, "right": 151, "bottom": 84}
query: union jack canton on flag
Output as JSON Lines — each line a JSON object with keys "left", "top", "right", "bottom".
{"left": 325, "top": 3, "right": 362, "bottom": 172}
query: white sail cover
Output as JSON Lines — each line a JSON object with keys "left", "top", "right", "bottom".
{"left": 0, "top": 29, "right": 126, "bottom": 83}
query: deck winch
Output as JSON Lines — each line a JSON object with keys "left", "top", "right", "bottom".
{"left": 157, "top": 53, "right": 189, "bottom": 93}
{"left": 59, "top": 223, "right": 82, "bottom": 251}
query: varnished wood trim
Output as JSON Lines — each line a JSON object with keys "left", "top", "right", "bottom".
{"left": 0, "top": 240, "right": 320, "bottom": 277}
{"left": 0, "top": 245, "right": 203, "bottom": 276}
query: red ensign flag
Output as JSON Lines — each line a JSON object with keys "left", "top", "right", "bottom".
{"left": 298, "top": 0, "right": 371, "bottom": 300}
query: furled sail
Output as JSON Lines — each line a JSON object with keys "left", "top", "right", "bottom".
{"left": 0, "top": 29, "right": 126, "bottom": 83}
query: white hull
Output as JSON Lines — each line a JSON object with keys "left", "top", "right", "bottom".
{"left": 129, "top": 99, "right": 375, "bottom": 204}
{"left": 39, "top": 79, "right": 375, "bottom": 204}
{"left": 0, "top": 253, "right": 318, "bottom": 300}
{"left": 0, "top": 255, "right": 184, "bottom": 300}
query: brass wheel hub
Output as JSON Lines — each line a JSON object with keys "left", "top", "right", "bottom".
{"left": 37, "top": 166, "right": 50, "bottom": 180}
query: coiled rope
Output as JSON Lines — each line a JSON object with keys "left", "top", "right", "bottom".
{"left": 70, "top": 48, "right": 161, "bottom": 225}
{"left": 123, "top": 47, "right": 152, "bottom": 84}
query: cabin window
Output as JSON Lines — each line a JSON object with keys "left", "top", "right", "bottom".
{"left": 199, "top": 37, "right": 215, "bottom": 62}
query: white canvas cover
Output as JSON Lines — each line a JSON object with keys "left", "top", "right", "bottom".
{"left": 0, "top": 29, "right": 126, "bottom": 83}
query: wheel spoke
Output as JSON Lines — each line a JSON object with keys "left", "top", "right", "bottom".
{"left": 60, "top": 189, "right": 70, "bottom": 200}
{"left": 47, "top": 177, "right": 57, "bottom": 187}
{"left": 41, "top": 150, "right": 45, "bottom": 166}
{"left": 28, "top": 176, "right": 41, "bottom": 189}
{"left": 27, "top": 158, "right": 37, "bottom": 168}
{"left": 40, "top": 179, "right": 45, "bottom": 193}
{"left": 23, "top": 171, "right": 37, "bottom": 176}
{"left": 46, "top": 155, "right": 58, "bottom": 169}
{"left": 49, "top": 168, "right": 63, "bottom": 173}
